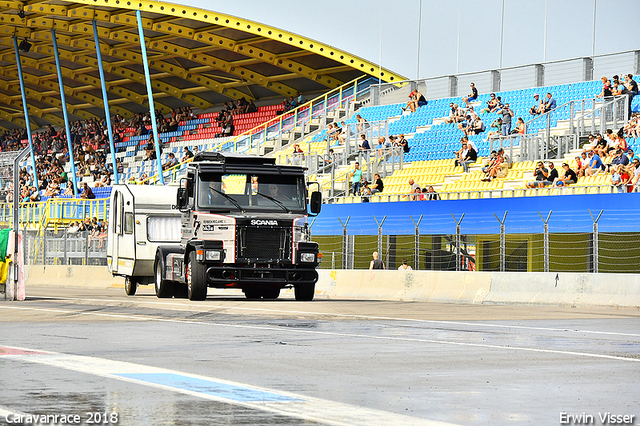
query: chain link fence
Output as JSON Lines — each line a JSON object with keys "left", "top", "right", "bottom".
{"left": 23, "top": 229, "right": 107, "bottom": 266}
{"left": 312, "top": 210, "right": 640, "bottom": 273}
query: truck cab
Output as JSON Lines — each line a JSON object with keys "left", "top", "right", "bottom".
{"left": 155, "top": 152, "right": 322, "bottom": 301}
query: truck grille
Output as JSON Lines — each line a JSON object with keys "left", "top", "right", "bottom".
{"left": 240, "top": 227, "right": 290, "bottom": 260}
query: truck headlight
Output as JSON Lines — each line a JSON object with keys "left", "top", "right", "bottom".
{"left": 206, "top": 250, "right": 221, "bottom": 261}
{"left": 300, "top": 253, "right": 315, "bottom": 263}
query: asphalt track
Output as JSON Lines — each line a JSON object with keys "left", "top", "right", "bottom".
{"left": 1, "top": 286, "right": 640, "bottom": 426}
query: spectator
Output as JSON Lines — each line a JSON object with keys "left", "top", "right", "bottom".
{"left": 296, "top": 92, "right": 306, "bottom": 105}
{"left": 349, "top": 162, "right": 363, "bottom": 196}
{"left": 526, "top": 161, "right": 550, "bottom": 188}
{"left": 291, "top": 143, "right": 304, "bottom": 165}
{"left": 529, "top": 93, "right": 543, "bottom": 115}
{"left": 596, "top": 76, "right": 613, "bottom": 100}
{"left": 461, "top": 143, "right": 477, "bottom": 173}
{"left": 359, "top": 134, "right": 370, "bottom": 150}
{"left": 424, "top": 186, "right": 440, "bottom": 200}
{"left": 398, "top": 258, "right": 412, "bottom": 270}
{"left": 631, "top": 158, "right": 640, "bottom": 191}
{"left": 370, "top": 173, "right": 384, "bottom": 194}
{"left": 376, "top": 137, "right": 391, "bottom": 157}
{"left": 355, "top": 114, "right": 368, "bottom": 133}
{"left": 182, "top": 146, "right": 194, "bottom": 162}
{"left": 162, "top": 153, "right": 178, "bottom": 170}
{"left": 369, "top": 251, "right": 385, "bottom": 270}
{"left": 485, "top": 118, "right": 503, "bottom": 140}
{"left": 397, "top": 134, "right": 410, "bottom": 153}
{"left": 498, "top": 103, "right": 514, "bottom": 135}
{"left": 413, "top": 186, "right": 424, "bottom": 200}
{"left": 482, "top": 151, "right": 498, "bottom": 174}
{"left": 514, "top": 117, "right": 526, "bottom": 135}
{"left": 246, "top": 100, "right": 258, "bottom": 113}
{"left": 404, "top": 88, "right": 427, "bottom": 113}
{"left": 577, "top": 152, "right": 589, "bottom": 177}
{"left": 80, "top": 182, "right": 96, "bottom": 199}
{"left": 626, "top": 148, "right": 640, "bottom": 163}
{"left": 407, "top": 178, "right": 419, "bottom": 200}
{"left": 554, "top": 163, "right": 578, "bottom": 187}
{"left": 542, "top": 93, "right": 557, "bottom": 112}
{"left": 586, "top": 150, "right": 604, "bottom": 176}
{"left": 444, "top": 103, "right": 464, "bottom": 124}
{"left": 360, "top": 181, "right": 372, "bottom": 202}
{"left": 67, "top": 221, "right": 80, "bottom": 234}
{"left": 462, "top": 82, "right": 478, "bottom": 107}
{"left": 611, "top": 164, "right": 624, "bottom": 192}
{"left": 480, "top": 93, "right": 499, "bottom": 114}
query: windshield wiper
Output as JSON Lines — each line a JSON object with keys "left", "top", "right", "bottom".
{"left": 256, "top": 192, "right": 291, "bottom": 213}
{"left": 210, "top": 188, "right": 246, "bottom": 212}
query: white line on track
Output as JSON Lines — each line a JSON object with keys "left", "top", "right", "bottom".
{"left": 1, "top": 345, "right": 459, "bottom": 426}
{"left": 29, "top": 294, "right": 640, "bottom": 338}
{"left": 1, "top": 304, "right": 639, "bottom": 364}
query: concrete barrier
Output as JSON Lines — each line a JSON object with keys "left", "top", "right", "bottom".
{"left": 22, "top": 265, "right": 640, "bottom": 308}
{"left": 486, "top": 272, "right": 640, "bottom": 308}
{"left": 25, "top": 265, "right": 125, "bottom": 289}
{"left": 315, "top": 270, "right": 491, "bottom": 304}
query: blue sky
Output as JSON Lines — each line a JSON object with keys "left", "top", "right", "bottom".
{"left": 172, "top": 0, "right": 638, "bottom": 80}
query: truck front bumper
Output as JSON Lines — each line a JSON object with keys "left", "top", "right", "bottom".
{"left": 204, "top": 265, "right": 318, "bottom": 287}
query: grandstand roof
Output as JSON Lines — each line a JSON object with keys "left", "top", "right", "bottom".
{"left": 0, "top": 0, "right": 405, "bottom": 130}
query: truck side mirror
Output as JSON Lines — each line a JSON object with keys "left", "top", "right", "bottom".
{"left": 310, "top": 191, "right": 322, "bottom": 214}
{"left": 176, "top": 188, "right": 188, "bottom": 210}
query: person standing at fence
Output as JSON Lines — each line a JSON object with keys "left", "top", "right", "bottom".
{"left": 370, "top": 252, "right": 385, "bottom": 270}
{"left": 498, "top": 103, "right": 514, "bottom": 135}
{"left": 398, "top": 259, "right": 412, "bottom": 270}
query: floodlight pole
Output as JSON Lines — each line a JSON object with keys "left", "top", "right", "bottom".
{"left": 13, "top": 36, "right": 39, "bottom": 191}
{"left": 93, "top": 20, "right": 119, "bottom": 185}
{"left": 51, "top": 29, "right": 78, "bottom": 197}
{"left": 136, "top": 9, "right": 165, "bottom": 185}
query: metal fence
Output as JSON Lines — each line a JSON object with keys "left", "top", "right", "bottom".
{"left": 310, "top": 210, "right": 640, "bottom": 274}
{"left": 23, "top": 229, "right": 108, "bottom": 266}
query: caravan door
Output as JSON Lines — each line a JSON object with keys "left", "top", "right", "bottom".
{"left": 107, "top": 186, "right": 136, "bottom": 276}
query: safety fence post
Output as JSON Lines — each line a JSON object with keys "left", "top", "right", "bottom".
{"left": 338, "top": 217, "right": 350, "bottom": 270}
{"left": 494, "top": 211, "right": 508, "bottom": 272}
{"left": 538, "top": 211, "right": 552, "bottom": 272}
{"left": 373, "top": 216, "right": 387, "bottom": 258}
{"left": 451, "top": 213, "right": 465, "bottom": 271}
{"left": 410, "top": 215, "right": 423, "bottom": 270}
{"left": 589, "top": 209, "right": 603, "bottom": 273}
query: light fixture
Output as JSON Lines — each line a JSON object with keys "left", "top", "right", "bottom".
{"left": 17, "top": 9, "right": 25, "bottom": 18}
{"left": 18, "top": 38, "right": 31, "bottom": 52}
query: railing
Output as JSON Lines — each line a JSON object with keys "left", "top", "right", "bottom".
{"left": 323, "top": 183, "right": 631, "bottom": 204}
{"left": 0, "top": 197, "right": 110, "bottom": 230}
{"left": 488, "top": 96, "right": 629, "bottom": 162}
{"left": 140, "top": 75, "right": 379, "bottom": 185}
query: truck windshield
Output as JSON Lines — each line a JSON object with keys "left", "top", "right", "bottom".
{"left": 197, "top": 173, "right": 306, "bottom": 212}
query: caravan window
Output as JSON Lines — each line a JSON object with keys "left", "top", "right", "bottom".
{"left": 124, "top": 212, "right": 134, "bottom": 234}
{"left": 147, "top": 216, "right": 181, "bottom": 242}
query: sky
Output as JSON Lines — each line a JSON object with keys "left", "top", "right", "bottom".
{"left": 170, "top": 0, "right": 638, "bottom": 80}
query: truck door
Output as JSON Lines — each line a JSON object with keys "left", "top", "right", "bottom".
{"left": 116, "top": 186, "right": 137, "bottom": 276}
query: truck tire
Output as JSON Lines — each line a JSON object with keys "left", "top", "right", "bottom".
{"left": 294, "top": 283, "right": 315, "bottom": 301}
{"left": 155, "top": 260, "right": 176, "bottom": 298}
{"left": 262, "top": 286, "right": 280, "bottom": 300}
{"left": 124, "top": 277, "right": 137, "bottom": 296}
{"left": 187, "top": 251, "right": 207, "bottom": 301}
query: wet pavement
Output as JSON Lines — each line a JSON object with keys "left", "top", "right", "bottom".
{"left": 1, "top": 286, "right": 639, "bottom": 425}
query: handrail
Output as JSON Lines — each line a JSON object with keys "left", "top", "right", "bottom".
{"left": 139, "top": 75, "right": 376, "bottom": 185}
{"left": 324, "top": 183, "right": 629, "bottom": 203}
{"left": 0, "top": 197, "right": 110, "bottom": 229}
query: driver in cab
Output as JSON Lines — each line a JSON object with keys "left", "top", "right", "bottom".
{"left": 200, "top": 181, "right": 230, "bottom": 207}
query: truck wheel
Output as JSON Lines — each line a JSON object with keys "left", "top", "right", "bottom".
{"left": 124, "top": 277, "right": 137, "bottom": 296}
{"left": 155, "top": 260, "right": 176, "bottom": 298}
{"left": 187, "top": 251, "right": 207, "bottom": 301}
{"left": 294, "top": 283, "right": 315, "bottom": 301}
{"left": 262, "top": 287, "right": 280, "bottom": 300}
{"left": 244, "top": 288, "right": 262, "bottom": 299}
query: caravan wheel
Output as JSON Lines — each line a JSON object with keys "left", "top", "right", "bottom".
{"left": 124, "top": 277, "right": 137, "bottom": 296}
